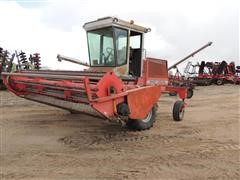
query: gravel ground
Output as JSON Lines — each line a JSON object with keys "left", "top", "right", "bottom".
{"left": 0, "top": 85, "right": 239, "bottom": 179}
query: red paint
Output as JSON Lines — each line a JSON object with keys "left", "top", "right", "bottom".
{"left": 2, "top": 58, "right": 188, "bottom": 120}
{"left": 127, "top": 86, "right": 162, "bottom": 119}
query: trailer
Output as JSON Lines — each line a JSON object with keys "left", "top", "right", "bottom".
{"left": 2, "top": 17, "right": 188, "bottom": 130}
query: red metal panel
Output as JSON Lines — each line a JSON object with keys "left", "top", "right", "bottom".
{"left": 96, "top": 72, "right": 124, "bottom": 98}
{"left": 84, "top": 77, "right": 92, "bottom": 101}
{"left": 92, "top": 97, "right": 125, "bottom": 119}
{"left": 143, "top": 58, "right": 169, "bottom": 86}
{"left": 145, "top": 58, "right": 168, "bottom": 79}
{"left": 148, "top": 61, "right": 168, "bottom": 78}
{"left": 127, "top": 86, "right": 161, "bottom": 119}
{"left": 2, "top": 75, "right": 27, "bottom": 96}
{"left": 165, "top": 86, "right": 187, "bottom": 99}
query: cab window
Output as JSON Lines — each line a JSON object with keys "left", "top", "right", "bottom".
{"left": 114, "top": 28, "right": 128, "bottom": 66}
{"left": 87, "top": 27, "right": 115, "bottom": 66}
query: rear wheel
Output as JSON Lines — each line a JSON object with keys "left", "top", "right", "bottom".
{"left": 173, "top": 101, "right": 185, "bottom": 121}
{"left": 127, "top": 105, "right": 157, "bottom": 131}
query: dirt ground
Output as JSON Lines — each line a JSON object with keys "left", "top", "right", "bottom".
{"left": 0, "top": 85, "right": 239, "bottom": 180}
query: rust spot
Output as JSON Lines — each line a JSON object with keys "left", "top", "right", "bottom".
{"left": 115, "top": 65, "right": 128, "bottom": 76}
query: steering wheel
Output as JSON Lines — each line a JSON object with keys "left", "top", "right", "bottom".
{"left": 106, "top": 47, "right": 113, "bottom": 53}
{"left": 104, "top": 47, "right": 113, "bottom": 62}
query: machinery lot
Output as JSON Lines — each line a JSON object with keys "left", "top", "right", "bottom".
{"left": 0, "top": 85, "right": 239, "bottom": 179}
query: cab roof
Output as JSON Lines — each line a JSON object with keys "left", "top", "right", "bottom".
{"left": 83, "top": 16, "right": 151, "bottom": 33}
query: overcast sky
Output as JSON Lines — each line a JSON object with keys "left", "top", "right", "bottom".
{"left": 0, "top": 0, "right": 239, "bottom": 70}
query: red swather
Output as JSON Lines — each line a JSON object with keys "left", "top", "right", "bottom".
{"left": 2, "top": 17, "right": 188, "bottom": 130}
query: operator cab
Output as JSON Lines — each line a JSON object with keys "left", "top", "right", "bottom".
{"left": 83, "top": 17, "right": 150, "bottom": 77}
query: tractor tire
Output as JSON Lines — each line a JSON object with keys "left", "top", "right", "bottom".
{"left": 216, "top": 79, "right": 224, "bottom": 86}
{"left": 127, "top": 105, "right": 157, "bottom": 131}
{"left": 173, "top": 100, "right": 185, "bottom": 121}
{"left": 187, "top": 88, "right": 194, "bottom": 99}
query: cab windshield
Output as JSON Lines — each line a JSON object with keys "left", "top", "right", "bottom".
{"left": 87, "top": 27, "right": 128, "bottom": 67}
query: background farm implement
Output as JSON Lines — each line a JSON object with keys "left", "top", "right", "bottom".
{"left": 185, "top": 60, "right": 240, "bottom": 85}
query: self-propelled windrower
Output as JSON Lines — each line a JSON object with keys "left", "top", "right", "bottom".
{"left": 2, "top": 17, "right": 188, "bottom": 130}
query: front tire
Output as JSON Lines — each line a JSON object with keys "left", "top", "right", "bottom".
{"left": 126, "top": 106, "right": 157, "bottom": 131}
{"left": 173, "top": 101, "right": 185, "bottom": 121}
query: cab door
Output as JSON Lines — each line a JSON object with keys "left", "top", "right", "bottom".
{"left": 129, "top": 31, "right": 143, "bottom": 77}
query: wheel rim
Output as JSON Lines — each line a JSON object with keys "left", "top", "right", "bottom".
{"left": 179, "top": 109, "right": 185, "bottom": 120}
{"left": 217, "top": 80, "right": 222, "bottom": 85}
{"left": 142, "top": 111, "right": 152, "bottom": 123}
